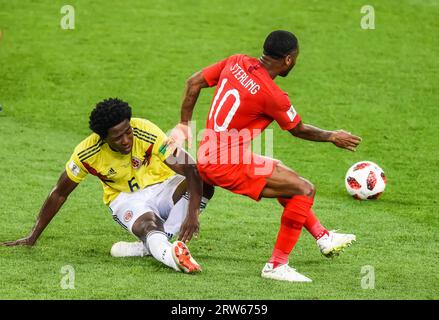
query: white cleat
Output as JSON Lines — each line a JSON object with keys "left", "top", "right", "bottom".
{"left": 171, "top": 241, "right": 202, "bottom": 273}
{"left": 261, "top": 263, "right": 312, "bottom": 283}
{"left": 110, "top": 241, "right": 150, "bottom": 257}
{"left": 317, "top": 231, "right": 356, "bottom": 258}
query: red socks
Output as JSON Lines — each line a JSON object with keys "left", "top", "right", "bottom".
{"left": 269, "top": 195, "right": 314, "bottom": 268}
{"left": 304, "top": 210, "right": 329, "bottom": 240}
{"left": 277, "top": 198, "right": 329, "bottom": 240}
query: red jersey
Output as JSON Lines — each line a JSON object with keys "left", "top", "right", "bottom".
{"left": 198, "top": 54, "right": 301, "bottom": 165}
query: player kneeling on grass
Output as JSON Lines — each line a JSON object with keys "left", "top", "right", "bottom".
{"left": 1, "top": 98, "right": 214, "bottom": 274}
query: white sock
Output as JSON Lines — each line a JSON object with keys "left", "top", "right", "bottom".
{"left": 164, "top": 194, "right": 210, "bottom": 239}
{"left": 146, "top": 231, "right": 179, "bottom": 271}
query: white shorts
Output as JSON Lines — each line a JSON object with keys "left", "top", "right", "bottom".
{"left": 109, "top": 174, "right": 188, "bottom": 238}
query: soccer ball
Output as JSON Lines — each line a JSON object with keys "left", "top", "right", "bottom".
{"left": 345, "top": 161, "right": 386, "bottom": 200}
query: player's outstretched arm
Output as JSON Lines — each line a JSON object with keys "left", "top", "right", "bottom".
{"left": 0, "top": 170, "right": 78, "bottom": 247}
{"left": 171, "top": 71, "right": 209, "bottom": 148}
{"left": 164, "top": 147, "right": 203, "bottom": 243}
{"left": 289, "top": 121, "right": 362, "bottom": 151}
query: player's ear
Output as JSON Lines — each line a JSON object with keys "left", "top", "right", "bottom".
{"left": 284, "top": 54, "right": 293, "bottom": 66}
{"left": 285, "top": 52, "right": 298, "bottom": 67}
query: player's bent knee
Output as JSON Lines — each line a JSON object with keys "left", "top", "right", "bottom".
{"left": 132, "top": 213, "right": 164, "bottom": 238}
{"left": 300, "top": 182, "right": 316, "bottom": 198}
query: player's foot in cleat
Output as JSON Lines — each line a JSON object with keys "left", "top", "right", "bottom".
{"left": 261, "top": 263, "right": 312, "bottom": 282}
{"left": 110, "top": 241, "right": 150, "bottom": 257}
{"left": 171, "top": 241, "right": 202, "bottom": 273}
{"left": 317, "top": 231, "right": 356, "bottom": 258}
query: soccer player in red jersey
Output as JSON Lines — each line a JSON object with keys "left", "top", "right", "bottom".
{"left": 172, "top": 30, "right": 362, "bottom": 282}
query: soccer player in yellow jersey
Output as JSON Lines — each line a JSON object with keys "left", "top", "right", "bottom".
{"left": 1, "top": 98, "right": 214, "bottom": 274}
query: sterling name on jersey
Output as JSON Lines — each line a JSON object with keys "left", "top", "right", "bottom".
{"left": 65, "top": 118, "right": 175, "bottom": 205}
{"left": 199, "top": 54, "right": 301, "bottom": 164}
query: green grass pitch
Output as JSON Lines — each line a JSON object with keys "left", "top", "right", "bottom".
{"left": 0, "top": 0, "right": 438, "bottom": 299}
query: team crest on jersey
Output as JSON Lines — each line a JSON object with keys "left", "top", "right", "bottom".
{"left": 123, "top": 210, "right": 133, "bottom": 223}
{"left": 131, "top": 157, "right": 142, "bottom": 169}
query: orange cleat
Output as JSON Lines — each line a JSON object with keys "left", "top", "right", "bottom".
{"left": 171, "top": 241, "right": 202, "bottom": 273}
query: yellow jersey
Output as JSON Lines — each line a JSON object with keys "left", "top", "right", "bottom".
{"left": 65, "top": 118, "right": 175, "bottom": 205}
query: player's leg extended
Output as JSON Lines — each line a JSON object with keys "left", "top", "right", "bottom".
{"left": 259, "top": 162, "right": 315, "bottom": 282}
{"left": 278, "top": 200, "right": 356, "bottom": 257}
{"left": 131, "top": 213, "right": 200, "bottom": 273}
{"left": 143, "top": 175, "right": 213, "bottom": 272}
{"left": 158, "top": 179, "right": 213, "bottom": 272}
{"left": 110, "top": 177, "right": 213, "bottom": 270}
{"left": 273, "top": 165, "right": 356, "bottom": 259}
{"left": 277, "top": 198, "right": 328, "bottom": 241}
{"left": 163, "top": 179, "right": 214, "bottom": 238}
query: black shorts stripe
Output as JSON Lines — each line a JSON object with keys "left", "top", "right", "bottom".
{"left": 112, "top": 215, "right": 128, "bottom": 230}
{"left": 78, "top": 140, "right": 104, "bottom": 157}
{"left": 179, "top": 193, "right": 207, "bottom": 211}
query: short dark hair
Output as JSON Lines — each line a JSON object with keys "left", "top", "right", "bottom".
{"left": 263, "top": 30, "right": 298, "bottom": 59}
{"left": 89, "top": 98, "right": 132, "bottom": 139}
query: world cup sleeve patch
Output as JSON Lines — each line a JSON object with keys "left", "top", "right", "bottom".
{"left": 159, "top": 143, "right": 168, "bottom": 155}
{"left": 159, "top": 138, "right": 176, "bottom": 156}
{"left": 287, "top": 105, "right": 297, "bottom": 122}
{"left": 68, "top": 160, "right": 81, "bottom": 176}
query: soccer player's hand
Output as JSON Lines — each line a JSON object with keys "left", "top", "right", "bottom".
{"left": 170, "top": 122, "right": 193, "bottom": 149}
{"left": 0, "top": 236, "right": 35, "bottom": 247}
{"left": 178, "top": 212, "right": 200, "bottom": 243}
{"left": 329, "top": 130, "right": 362, "bottom": 151}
